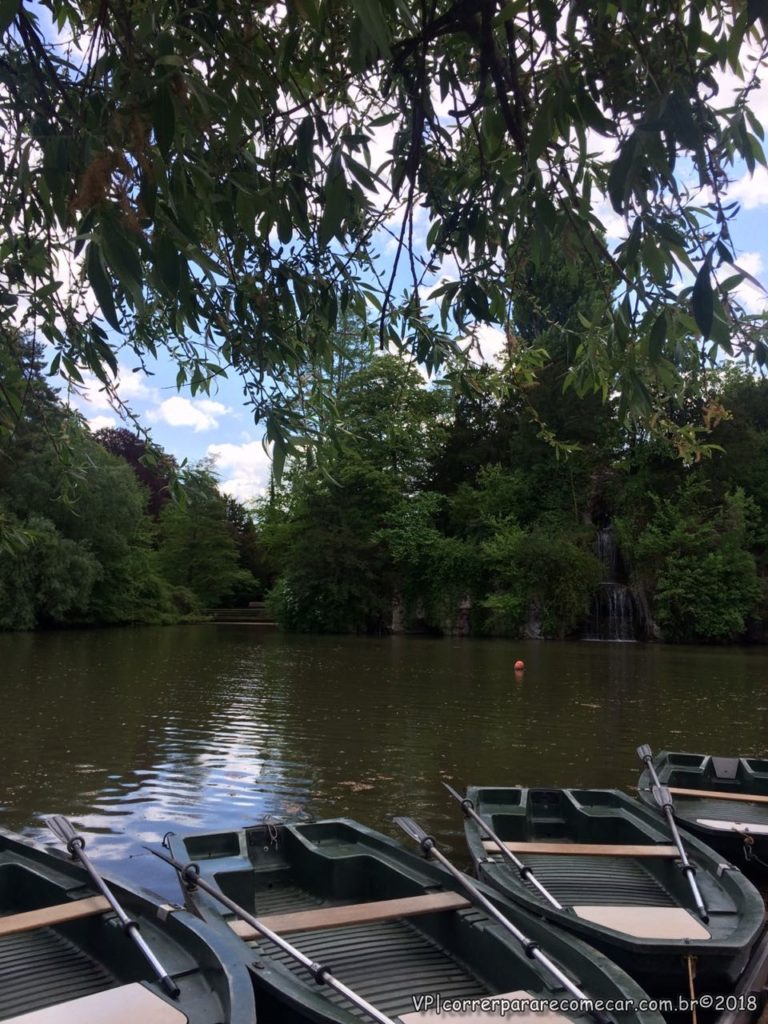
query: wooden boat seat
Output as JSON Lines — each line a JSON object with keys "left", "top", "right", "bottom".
{"left": 0, "top": 895, "right": 111, "bottom": 937}
{"left": 573, "top": 905, "right": 711, "bottom": 940}
{"left": 3, "top": 982, "right": 187, "bottom": 1024}
{"left": 399, "top": 990, "right": 568, "bottom": 1023}
{"left": 696, "top": 818, "right": 768, "bottom": 835}
{"left": 481, "top": 840, "right": 679, "bottom": 857}
{"left": 670, "top": 787, "right": 768, "bottom": 804}
{"left": 230, "top": 891, "right": 472, "bottom": 940}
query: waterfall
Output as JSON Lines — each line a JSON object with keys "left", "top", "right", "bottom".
{"left": 584, "top": 525, "right": 638, "bottom": 641}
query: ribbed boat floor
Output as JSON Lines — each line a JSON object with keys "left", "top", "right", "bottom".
{"left": 0, "top": 927, "right": 116, "bottom": 1020}
{"left": 246, "top": 885, "right": 490, "bottom": 1020}
{"left": 519, "top": 855, "right": 677, "bottom": 907}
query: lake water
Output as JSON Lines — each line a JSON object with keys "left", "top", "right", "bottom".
{"left": 2, "top": 624, "right": 767, "bottom": 898}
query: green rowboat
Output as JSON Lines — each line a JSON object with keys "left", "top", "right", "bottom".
{"left": 461, "top": 787, "right": 764, "bottom": 993}
{"left": 0, "top": 827, "right": 254, "bottom": 1024}
{"left": 638, "top": 751, "right": 768, "bottom": 872}
{"left": 168, "top": 818, "right": 665, "bottom": 1024}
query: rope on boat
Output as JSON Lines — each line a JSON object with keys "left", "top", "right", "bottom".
{"left": 686, "top": 955, "right": 698, "bottom": 1024}
{"left": 264, "top": 814, "right": 281, "bottom": 848}
{"left": 740, "top": 833, "right": 768, "bottom": 872}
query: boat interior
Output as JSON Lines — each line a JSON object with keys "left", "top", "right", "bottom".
{"left": 469, "top": 789, "right": 740, "bottom": 936}
{"left": 0, "top": 843, "right": 229, "bottom": 1024}
{"left": 658, "top": 754, "right": 768, "bottom": 793}
{"left": 180, "top": 820, "right": 593, "bottom": 1023}
{"left": 648, "top": 756, "right": 768, "bottom": 831}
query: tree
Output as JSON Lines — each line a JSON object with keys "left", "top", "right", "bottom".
{"left": 377, "top": 491, "right": 479, "bottom": 632}
{"left": 0, "top": 513, "right": 100, "bottom": 628}
{"left": 93, "top": 427, "right": 176, "bottom": 518}
{"left": 261, "top": 355, "right": 449, "bottom": 631}
{"left": 0, "top": 333, "right": 181, "bottom": 626}
{"left": 158, "top": 461, "right": 256, "bottom": 607}
{"left": 0, "top": 330, "right": 67, "bottom": 480}
{"left": 2, "top": 1, "right": 766, "bottom": 457}
{"left": 617, "top": 479, "right": 763, "bottom": 642}
{"left": 224, "top": 495, "right": 269, "bottom": 603}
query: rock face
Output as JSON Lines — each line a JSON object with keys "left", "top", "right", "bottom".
{"left": 523, "top": 606, "right": 543, "bottom": 639}
{"left": 390, "top": 592, "right": 406, "bottom": 634}
{"left": 583, "top": 525, "right": 640, "bottom": 641}
{"left": 390, "top": 593, "right": 472, "bottom": 636}
{"left": 446, "top": 596, "right": 472, "bottom": 636}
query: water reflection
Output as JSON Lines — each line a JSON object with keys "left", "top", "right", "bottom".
{"left": 1, "top": 626, "right": 768, "bottom": 897}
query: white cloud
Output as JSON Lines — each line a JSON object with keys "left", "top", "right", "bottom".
{"left": 206, "top": 441, "right": 272, "bottom": 503}
{"left": 728, "top": 166, "right": 768, "bottom": 211}
{"left": 715, "top": 56, "right": 768, "bottom": 134}
{"left": 591, "top": 195, "right": 629, "bottom": 243}
{"left": 87, "top": 415, "right": 118, "bottom": 432}
{"left": 74, "top": 376, "right": 113, "bottom": 412}
{"left": 726, "top": 251, "right": 768, "bottom": 314}
{"left": 473, "top": 325, "right": 508, "bottom": 364}
{"left": 116, "top": 368, "right": 160, "bottom": 402}
{"left": 68, "top": 362, "right": 160, "bottom": 415}
{"left": 150, "top": 396, "right": 231, "bottom": 432}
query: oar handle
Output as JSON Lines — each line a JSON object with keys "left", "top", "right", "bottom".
{"left": 393, "top": 817, "right": 609, "bottom": 1024}
{"left": 46, "top": 817, "right": 180, "bottom": 999}
{"left": 637, "top": 754, "right": 710, "bottom": 923}
{"left": 441, "top": 784, "right": 564, "bottom": 912}
{"left": 637, "top": 744, "right": 662, "bottom": 787}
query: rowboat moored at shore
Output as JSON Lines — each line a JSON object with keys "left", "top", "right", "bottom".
{"left": 638, "top": 751, "right": 768, "bottom": 872}
{"left": 0, "top": 827, "right": 255, "bottom": 1024}
{"left": 167, "top": 817, "right": 666, "bottom": 1024}
{"left": 460, "top": 787, "right": 764, "bottom": 993}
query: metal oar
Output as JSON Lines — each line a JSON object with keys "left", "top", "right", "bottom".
{"left": 393, "top": 816, "right": 610, "bottom": 1024}
{"left": 46, "top": 816, "right": 180, "bottom": 998}
{"left": 442, "top": 781, "right": 564, "bottom": 911}
{"left": 146, "top": 846, "right": 397, "bottom": 1024}
{"left": 636, "top": 744, "right": 709, "bottom": 922}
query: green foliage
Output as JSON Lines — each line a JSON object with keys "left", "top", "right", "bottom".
{"left": 376, "top": 492, "right": 478, "bottom": 632}
{"left": 477, "top": 519, "right": 529, "bottom": 636}
{"left": 258, "top": 328, "right": 768, "bottom": 644}
{"left": 158, "top": 463, "right": 257, "bottom": 608}
{"left": 479, "top": 518, "right": 602, "bottom": 638}
{"left": 0, "top": 512, "right": 99, "bottom": 629}
{"left": 6, "top": 274, "right": 768, "bottom": 645}
{"left": 2, "top": 409, "right": 175, "bottom": 624}
{"left": 618, "top": 481, "right": 762, "bottom": 642}
{"left": 93, "top": 427, "right": 176, "bottom": 518}
{"left": 653, "top": 548, "right": 760, "bottom": 643}
{"left": 0, "top": 337, "right": 254, "bottom": 629}
{"left": 260, "top": 356, "right": 450, "bottom": 632}
{"left": 223, "top": 496, "right": 267, "bottom": 604}
{"left": 263, "top": 460, "right": 396, "bottom": 633}
{"left": 2, "top": 0, "right": 767, "bottom": 456}
{"left": 703, "top": 371, "right": 768, "bottom": 551}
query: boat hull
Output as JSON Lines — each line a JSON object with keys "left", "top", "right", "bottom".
{"left": 462, "top": 787, "right": 764, "bottom": 994}
{"left": 0, "top": 827, "right": 254, "bottom": 1024}
{"left": 169, "top": 818, "right": 666, "bottom": 1024}
{"left": 638, "top": 751, "right": 768, "bottom": 874}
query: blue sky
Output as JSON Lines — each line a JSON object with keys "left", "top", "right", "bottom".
{"left": 66, "top": 64, "right": 768, "bottom": 506}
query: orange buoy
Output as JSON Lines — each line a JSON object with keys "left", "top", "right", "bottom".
{"left": 514, "top": 659, "right": 525, "bottom": 671}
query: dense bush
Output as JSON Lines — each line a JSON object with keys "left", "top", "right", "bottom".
{"left": 618, "top": 483, "right": 763, "bottom": 642}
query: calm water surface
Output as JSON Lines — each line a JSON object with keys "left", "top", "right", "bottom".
{"left": 1, "top": 625, "right": 768, "bottom": 898}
